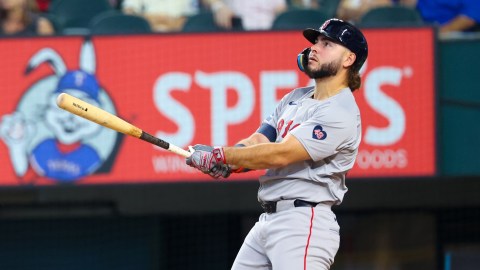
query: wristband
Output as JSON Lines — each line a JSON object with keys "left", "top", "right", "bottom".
{"left": 232, "top": 167, "right": 251, "bottom": 173}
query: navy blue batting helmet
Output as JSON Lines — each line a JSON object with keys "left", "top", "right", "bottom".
{"left": 303, "top": 18, "right": 368, "bottom": 71}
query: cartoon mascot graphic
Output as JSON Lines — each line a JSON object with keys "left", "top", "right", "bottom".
{"left": 0, "top": 38, "right": 119, "bottom": 184}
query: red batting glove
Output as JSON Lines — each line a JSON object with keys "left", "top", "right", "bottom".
{"left": 186, "top": 144, "right": 229, "bottom": 178}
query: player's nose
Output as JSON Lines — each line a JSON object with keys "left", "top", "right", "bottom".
{"left": 310, "top": 42, "right": 322, "bottom": 55}
{"left": 308, "top": 46, "right": 319, "bottom": 61}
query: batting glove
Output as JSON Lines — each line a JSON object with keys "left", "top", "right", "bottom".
{"left": 186, "top": 144, "right": 230, "bottom": 179}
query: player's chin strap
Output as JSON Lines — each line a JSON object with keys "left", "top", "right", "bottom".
{"left": 297, "top": 48, "right": 311, "bottom": 72}
{"left": 231, "top": 143, "right": 251, "bottom": 173}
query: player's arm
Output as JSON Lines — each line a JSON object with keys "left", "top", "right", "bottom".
{"left": 226, "top": 126, "right": 275, "bottom": 172}
{"left": 224, "top": 133, "right": 310, "bottom": 170}
{"left": 234, "top": 131, "right": 271, "bottom": 147}
{"left": 185, "top": 126, "right": 276, "bottom": 176}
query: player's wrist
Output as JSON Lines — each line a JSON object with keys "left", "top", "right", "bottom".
{"left": 230, "top": 143, "right": 251, "bottom": 173}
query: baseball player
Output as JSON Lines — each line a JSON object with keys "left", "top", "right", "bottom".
{"left": 187, "top": 18, "right": 368, "bottom": 270}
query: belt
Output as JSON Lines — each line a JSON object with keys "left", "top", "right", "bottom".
{"left": 260, "top": 199, "right": 331, "bottom": 214}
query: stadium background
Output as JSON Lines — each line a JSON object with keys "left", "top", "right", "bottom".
{"left": 0, "top": 26, "right": 479, "bottom": 270}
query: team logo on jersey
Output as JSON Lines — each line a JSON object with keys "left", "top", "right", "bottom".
{"left": 312, "top": 125, "right": 327, "bottom": 140}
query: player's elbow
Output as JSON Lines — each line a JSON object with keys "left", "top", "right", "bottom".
{"left": 247, "top": 155, "right": 289, "bottom": 169}
{"left": 267, "top": 139, "right": 308, "bottom": 167}
{"left": 267, "top": 155, "right": 291, "bottom": 168}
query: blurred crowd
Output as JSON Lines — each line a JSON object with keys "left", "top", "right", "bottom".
{"left": 0, "top": 0, "right": 478, "bottom": 37}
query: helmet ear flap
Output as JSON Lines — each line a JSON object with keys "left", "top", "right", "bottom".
{"left": 297, "top": 48, "right": 311, "bottom": 72}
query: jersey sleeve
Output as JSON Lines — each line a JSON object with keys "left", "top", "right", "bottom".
{"left": 257, "top": 91, "right": 294, "bottom": 136}
{"left": 290, "top": 109, "right": 356, "bottom": 162}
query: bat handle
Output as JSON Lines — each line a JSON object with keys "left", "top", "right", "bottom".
{"left": 139, "top": 131, "right": 191, "bottom": 157}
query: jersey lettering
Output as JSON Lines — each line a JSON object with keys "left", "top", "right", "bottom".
{"left": 282, "top": 120, "right": 293, "bottom": 138}
{"left": 277, "top": 119, "right": 284, "bottom": 134}
{"left": 277, "top": 119, "right": 300, "bottom": 139}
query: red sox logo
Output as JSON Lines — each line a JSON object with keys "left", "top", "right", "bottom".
{"left": 321, "top": 20, "right": 330, "bottom": 30}
{"left": 320, "top": 18, "right": 343, "bottom": 30}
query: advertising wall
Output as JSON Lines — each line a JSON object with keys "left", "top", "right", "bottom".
{"left": 0, "top": 28, "right": 435, "bottom": 186}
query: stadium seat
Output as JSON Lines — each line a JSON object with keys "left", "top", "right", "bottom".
{"left": 90, "top": 11, "right": 152, "bottom": 35}
{"left": 182, "top": 12, "right": 243, "bottom": 32}
{"left": 318, "top": 0, "right": 341, "bottom": 18}
{"left": 359, "top": 6, "right": 424, "bottom": 27}
{"left": 48, "top": 0, "right": 113, "bottom": 35}
{"left": 271, "top": 9, "right": 330, "bottom": 30}
{"left": 41, "top": 13, "right": 63, "bottom": 34}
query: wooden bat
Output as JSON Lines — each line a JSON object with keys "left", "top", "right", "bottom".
{"left": 56, "top": 93, "right": 191, "bottom": 157}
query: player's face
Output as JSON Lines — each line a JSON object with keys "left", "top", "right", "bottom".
{"left": 305, "top": 58, "right": 342, "bottom": 79}
{"left": 304, "top": 36, "right": 344, "bottom": 79}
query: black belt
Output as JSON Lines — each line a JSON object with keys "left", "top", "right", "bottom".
{"left": 260, "top": 199, "right": 319, "bottom": 214}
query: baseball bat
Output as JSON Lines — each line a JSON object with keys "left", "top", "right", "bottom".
{"left": 56, "top": 93, "right": 191, "bottom": 157}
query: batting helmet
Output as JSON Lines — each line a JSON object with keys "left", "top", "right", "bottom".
{"left": 303, "top": 18, "right": 368, "bottom": 71}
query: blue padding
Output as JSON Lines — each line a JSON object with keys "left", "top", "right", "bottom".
{"left": 297, "top": 53, "right": 305, "bottom": 72}
{"left": 257, "top": 123, "right": 277, "bottom": 142}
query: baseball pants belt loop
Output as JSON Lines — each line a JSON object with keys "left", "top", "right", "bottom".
{"left": 260, "top": 199, "right": 332, "bottom": 214}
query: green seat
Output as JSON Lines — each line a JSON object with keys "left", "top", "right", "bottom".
{"left": 182, "top": 12, "right": 243, "bottom": 32}
{"left": 271, "top": 8, "right": 330, "bottom": 30}
{"left": 48, "top": 0, "right": 112, "bottom": 34}
{"left": 359, "top": 6, "right": 424, "bottom": 27}
{"left": 90, "top": 11, "right": 152, "bottom": 35}
{"left": 318, "top": 0, "right": 341, "bottom": 18}
{"left": 41, "top": 13, "right": 63, "bottom": 33}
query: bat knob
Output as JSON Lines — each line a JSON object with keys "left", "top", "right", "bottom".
{"left": 56, "top": 93, "right": 67, "bottom": 108}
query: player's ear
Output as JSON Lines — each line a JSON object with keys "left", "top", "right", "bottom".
{"left": 297, "top": 48, "right": 311, "bottom": 72}
{"left": 343, "top": 51, "right": 356, "bottom": 68}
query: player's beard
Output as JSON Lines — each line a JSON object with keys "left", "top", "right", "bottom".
{"left": 305, "top": 58, "right": 342, "bottom": 79}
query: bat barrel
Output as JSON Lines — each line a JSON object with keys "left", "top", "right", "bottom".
{"left": 56, "top": 92, "right": 142, "bottom": 138}
{"left": 56, "top": 93, "right": 191, "bottom": 158}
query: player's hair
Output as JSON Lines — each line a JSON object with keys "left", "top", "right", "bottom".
{"left": 347, "top": 69, "right": 361, "bottom": 91}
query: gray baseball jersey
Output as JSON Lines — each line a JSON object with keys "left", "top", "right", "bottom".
{"left": 232, "top": 86, "right": 361, "bottom": 270}
{"left": 257, "top": 86, "right": 361, "bottom": 204}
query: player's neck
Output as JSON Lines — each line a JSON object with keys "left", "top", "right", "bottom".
{"left": 313, "top": 76, "right": 348, "bottom": 100}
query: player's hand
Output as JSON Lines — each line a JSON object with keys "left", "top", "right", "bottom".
{"left": 186, "top": 144, "right": 230, "bottom": 178}
{"left": 211, "top": 163, "right": 231, "bottom": 179}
